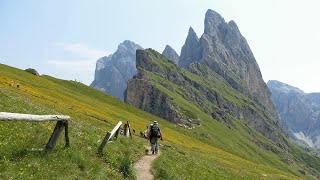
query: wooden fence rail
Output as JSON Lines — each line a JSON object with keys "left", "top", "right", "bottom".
{"left": 98, "top": 121, "right": 122, "bottom": 154}
{"left": 0, "top": 112, "right": 70, "bottom": 151}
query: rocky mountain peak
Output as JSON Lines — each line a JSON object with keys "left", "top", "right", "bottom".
{"left": 119, "top": 40, "right": 141, "bottom": 50}
{"left": 90, "top": 40, "right": 142, "bottom": 100}
{"left": 186, "top": 27, "right": 199, "bottom": 43}
{"left": 179, "top": 9, "right": 274, "bottom": 109}
{"left": 116, "top": 40, "right": 142, "bottom": 57}
{"left": 204, "top": 9, "right": 225, "bottom": 36}
{"left": 162, "top": 45, "right": 179, "bottom": 64}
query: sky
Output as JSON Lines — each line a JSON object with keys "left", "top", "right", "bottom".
{"left": 1, "top": 0, "right": 320, "bottom": 93}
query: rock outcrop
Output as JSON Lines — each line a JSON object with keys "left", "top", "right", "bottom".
{"left": 162, "top": 45, "right": 179, "bottom": 64}
{"left": 268, "top": 80, "right": 320, "bottom": 148}
{"left": 90, "top": 40, "right": 142, "bottom": 100}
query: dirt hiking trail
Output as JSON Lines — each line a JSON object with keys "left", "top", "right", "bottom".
{"left": 134, "top": 146, "right": 160, "bottom": 180}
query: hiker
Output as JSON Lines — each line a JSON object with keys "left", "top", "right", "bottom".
{"left": 148, "top": 121, "right": 162, "bottom": 154}
{"left": 9, "top": 81, "right": 13, "bottom": 87}
{"left": 16, "top": 83, "right": 20, "bottom": 89}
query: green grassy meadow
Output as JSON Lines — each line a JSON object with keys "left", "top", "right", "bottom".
{"left": 0, "top": 64, "right": 319, "bottom": 179}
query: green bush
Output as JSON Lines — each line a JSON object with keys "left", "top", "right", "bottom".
{"left": 25, "top": 68, "right": 39, "bottom": 76}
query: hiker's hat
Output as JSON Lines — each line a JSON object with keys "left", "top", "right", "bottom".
{"left": 154, "top": 121, "right": 158, "bottom": 124}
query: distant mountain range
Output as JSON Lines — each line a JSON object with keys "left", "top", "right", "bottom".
{"left": 268, "top": 80, "right": 320, "bottom": 148}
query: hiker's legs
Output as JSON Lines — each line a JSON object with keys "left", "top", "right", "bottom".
{"left": 150, "top": 143, "right": 155, "bottom": 154}
{"left": 155, "top": 138, "right": 159, "bottom": 154}
{"left": 150, "top": 137, "right": 156, "bottom": 154}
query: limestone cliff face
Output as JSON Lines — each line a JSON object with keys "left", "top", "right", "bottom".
{"left": 162, "top": 45, "right": 179, "bottom": 64}
{"left": 268, "top": 80, "right": 320, "bottom": 148}
{"left": 125, "top": 78, "right": 183, "bottom": 124}
{"left": 179, "top": 9, "right": 274, "bottom": 110}
{"left": 90, "top": 40, "right": 142, "bottom": 100}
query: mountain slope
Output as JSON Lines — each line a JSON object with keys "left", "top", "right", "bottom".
{"left": 1, "top": 64, "right": 320, "bottom": 179}
{"left": 268, "top": 80, "right": 320, "bottom": 148}
{"left": 90, "top": 40, "right": 142, "bottom": 100}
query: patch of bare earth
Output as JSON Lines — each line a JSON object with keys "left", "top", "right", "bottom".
{"left": 134, "top": 146, "right": 160, "bottom": 180}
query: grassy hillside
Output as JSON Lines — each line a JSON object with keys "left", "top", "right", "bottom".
{"left": 0, "top": 64, "right": 319, "bottom": 179}
{"left": 129, "top": 49, "right": 320, "bottom": 179}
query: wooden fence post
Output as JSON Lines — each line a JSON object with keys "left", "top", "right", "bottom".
{"left": 45, "top": 120, "right": 69, "bottom": 151}
{"left": 98, "top": 121, "right": 122, "bottom": 155}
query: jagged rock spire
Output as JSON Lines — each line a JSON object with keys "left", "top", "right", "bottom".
{"left": 179, "top": 27, "right": 201, "bottom": 68}
{"left": 162, "top": 45, "right": 179, "bottom": 64}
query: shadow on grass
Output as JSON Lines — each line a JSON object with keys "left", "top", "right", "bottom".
{"left": 8, "top": 147, "right": 57, "bottom": 161}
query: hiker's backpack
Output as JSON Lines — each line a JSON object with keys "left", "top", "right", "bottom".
{"left": 150, "top": 125, "right": 159, "bottom": 138}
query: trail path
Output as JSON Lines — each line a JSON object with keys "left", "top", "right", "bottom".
{"left": 134, "top": 146, "right": 160, "bottom": 180}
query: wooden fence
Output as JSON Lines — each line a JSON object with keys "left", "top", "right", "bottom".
{"left": 1, "top": 112, "right": 134, "bottom": 154}
{"left": 98, "top": 121, "right": 132, "bottom": 155}
{"left": 0, "top": 112, "right": 70, "bottom": 151}
{"left": 98, "top": 121, "right": 122, "bottom": 154}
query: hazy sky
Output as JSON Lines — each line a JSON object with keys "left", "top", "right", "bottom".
{"left": 1, "top": 0, "right": 320, "bottom": 92}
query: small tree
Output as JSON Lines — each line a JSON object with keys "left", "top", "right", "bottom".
{"left": 25, "top": 68, "right": 40, "bottom": 76}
